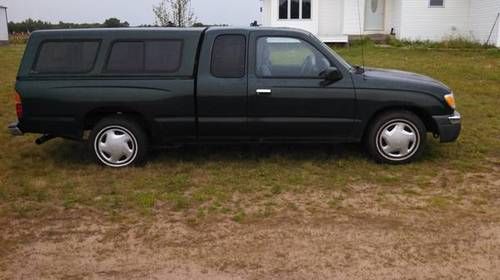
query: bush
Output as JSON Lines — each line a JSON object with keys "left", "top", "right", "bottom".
{"left": 348, "top": 36, "right": 375, "bottom": 47}
{"left": 9, "top": 33, "right": 29, "bottom": 44}
{"left": 387, "top": 35, "right": 493, "bottom": 49}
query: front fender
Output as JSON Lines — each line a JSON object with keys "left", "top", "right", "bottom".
{"left": 353, "top": 88, "right": 452, "bottom": 140}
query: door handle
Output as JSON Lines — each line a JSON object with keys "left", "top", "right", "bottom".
{"left": 256, "top": 89, "right": 272, "bottom": 96}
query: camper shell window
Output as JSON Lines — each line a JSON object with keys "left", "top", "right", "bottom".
{"left": 105, "top": 40, "right": 183, "bottom": 73}
{"left": 33, "top": 41, "right": 100, "bottom": 74}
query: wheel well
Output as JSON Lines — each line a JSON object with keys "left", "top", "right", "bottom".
{"left": 362, "top": 106, "right": 438, "bottom": 141}
{"left": 83, "top": 109, "right": 151, "bottom": 138}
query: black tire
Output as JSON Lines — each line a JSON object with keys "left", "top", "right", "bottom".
{"left": 366, "top": 110, "right": 426, "bottom": 164}
{"left": 89, "top": 116, "right": 149, "bottom": 168}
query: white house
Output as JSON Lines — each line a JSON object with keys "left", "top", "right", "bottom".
{"left": 0, "top": 6, "right": 8, "bottom": 44}
{"left": 261, "top": 0, "right": 500, "bottom": 47}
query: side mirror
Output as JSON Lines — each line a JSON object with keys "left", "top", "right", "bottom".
{"left": 320, "top": 67, "right": 343, "bottom": 83}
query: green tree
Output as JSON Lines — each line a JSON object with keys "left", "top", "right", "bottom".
{"left": 103, "top": 18, "right": 130, "bottom": 28}
{"left": 192, "top": 22, "right": 205, "bottom": 27}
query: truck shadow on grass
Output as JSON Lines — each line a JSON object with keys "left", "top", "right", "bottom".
{"left": 152, "top": 143, "right": 367, "bottom": 162}
{"left": 45, "top": 140, "right": 372, "bottom": 166}
{"left": 42, "top": 138, "right": 445, "bottom": 169}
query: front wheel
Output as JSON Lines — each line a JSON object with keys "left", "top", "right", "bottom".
{"left": 89, "top": 116, "right": 149, "bottom": 168}
{"left": 366, "top": 111, "right": 426, "bottom": 164}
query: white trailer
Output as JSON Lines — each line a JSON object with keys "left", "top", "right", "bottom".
{"left": 0, "top": 6, "right": 7, "bottom": 44}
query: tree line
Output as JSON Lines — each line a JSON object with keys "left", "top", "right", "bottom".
{"left": 9, "top": 0, "right": 205, "bottom": 33}
{"left": 8, "top": 0, "right": 256, "bottom": 34}
{"left": 8, "top": 18, "right": 130, "bottom": 33}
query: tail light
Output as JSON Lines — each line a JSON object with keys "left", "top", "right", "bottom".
{"left": 15, "top": 92, "right": 23, "bottom": 119}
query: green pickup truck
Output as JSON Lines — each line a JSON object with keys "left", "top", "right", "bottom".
{"left": 9, "top": 27, "right": 461, "bottom": 167}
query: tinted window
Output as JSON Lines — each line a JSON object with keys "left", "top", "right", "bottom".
{"left": 211, "top": 35, "right": 246, "bottom": 78}
{"left": 302, "top": 0, "right": 311, "bottom": 19}
{"left": 106, "top": 40, "right": 182, "bottom": 73}
{"left": 256, "top": 37, "right": 330, "bottom": 78}
{"left": 291, "top": 0, "right": 300, "bottom": 19}
{"left": 34, "top": 41, "right": 99, "bottom": 74}
{"left": 430, "top": 0, "right": 444, "bottom": 6}
{"left": 107, "top": 42, "right": 144, "bottom": 73}
{"left": 279, "top": 0, "right": 288, "bottom": 19}
{"left": 145, "top": 41, "right": 183, "bottom": 72}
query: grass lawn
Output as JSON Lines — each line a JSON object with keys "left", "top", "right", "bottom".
{"left": 1, "top": 44, "right": 498, "bottom": 219}
{"left": 0, "top": 43, "right": 499, "bottom": 278}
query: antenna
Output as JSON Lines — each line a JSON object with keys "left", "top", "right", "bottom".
{"left": 486, "top": 12, "right": 499, "bottom": 46}
{"left": 356, "top": 0, "right": 366, "bottom": 75}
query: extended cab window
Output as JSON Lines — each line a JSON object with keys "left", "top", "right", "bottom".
{"left": 256, "top": 37, "right": 330, "bottom": 78}
{"left": 33, "top": 41, "right": 100, "bottom": 74}
{"left": 106, "top": 40, "right": 182, "bottom": 73}
{"left": 211, "top": 35, "right": 246, "bottom": 78}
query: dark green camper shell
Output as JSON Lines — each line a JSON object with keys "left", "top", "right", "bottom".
{"left": 15, "top": 28, "right": 208, "bottom": 143}
{"left": 17, "top": 28, "right": 204, "bottom": 78}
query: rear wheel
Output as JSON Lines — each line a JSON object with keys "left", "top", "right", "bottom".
{"left": 366, "top": 111, "right": 426, "bottom": 164}
{"left": 89, "top": 116, "right": 149, "bottom": 168}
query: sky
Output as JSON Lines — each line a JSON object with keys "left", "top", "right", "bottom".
{"left": 0, "top": 0, "right": 262, "bottom": 26}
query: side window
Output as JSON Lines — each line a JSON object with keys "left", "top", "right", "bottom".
{"left": 34, "top": 41, "right": 99, "bottom": 74}
{"left": 106, "top": 40, "right": 182, "bottom": 73}
{"left": 211, "top": 35, "right": 246, "bottom": 78}
{"left": 145, "top": 41, "right": 183, "bottom": 72}
{"left": 256, "top": 37, "right": 330, "bottom": 78}
{"left": 107, "top": 41, "right": 144, "bottom": 73}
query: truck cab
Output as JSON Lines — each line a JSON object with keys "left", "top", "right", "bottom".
{"left": 196, "top": 27, "right": 356, "bottom": 142}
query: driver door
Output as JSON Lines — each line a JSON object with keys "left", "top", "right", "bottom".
{"left": 247, "top": 33, "right": 356, "bottom": 141}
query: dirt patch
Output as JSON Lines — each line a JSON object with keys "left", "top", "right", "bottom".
{"left": 2, "top": 209, "right": 500, "bottom": 279}
{"left": 1, "top": 169, "right": 500, "bottom": 280}
{"left": 2, "top": 217, "right": 500, "bottom": 279}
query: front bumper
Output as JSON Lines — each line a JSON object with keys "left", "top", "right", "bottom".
{"left": 432, "top": 111, "right": 461, "bottom": 143}
{"left": 8, "top": 122, "right": 23, "bottom": 136}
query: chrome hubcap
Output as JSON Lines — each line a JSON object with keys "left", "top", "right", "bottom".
{"left": 95, "top": 126, "right": 137, "bottom": 167}
{"left": 376, "top": 120, "right": 420, "bottom": 161}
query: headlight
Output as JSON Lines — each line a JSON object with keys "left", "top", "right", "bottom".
{"left": 444, "top": 93, "right": 456, "bottom": 110}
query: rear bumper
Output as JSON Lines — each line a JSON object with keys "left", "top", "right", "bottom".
{"left": 8, "top": 122, "right": 24, "bottom": 136}
{"left": 432, "top": 111, "right": 461, "bottom": 143}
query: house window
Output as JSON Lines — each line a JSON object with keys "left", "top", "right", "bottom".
{"left": 429, "top": 0, "right": 444, "bottom": 7}
{"left": 278, "top": 0, "right": 312, "bottom": 20}
{"left": 279, "top": 0, "right": 288, "bottom": 19}
{"left": 291, "top": 0, "right": 300, "bottom": 18}
{"left": 302, "top": 0, "right": 311, "bottom": 19}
